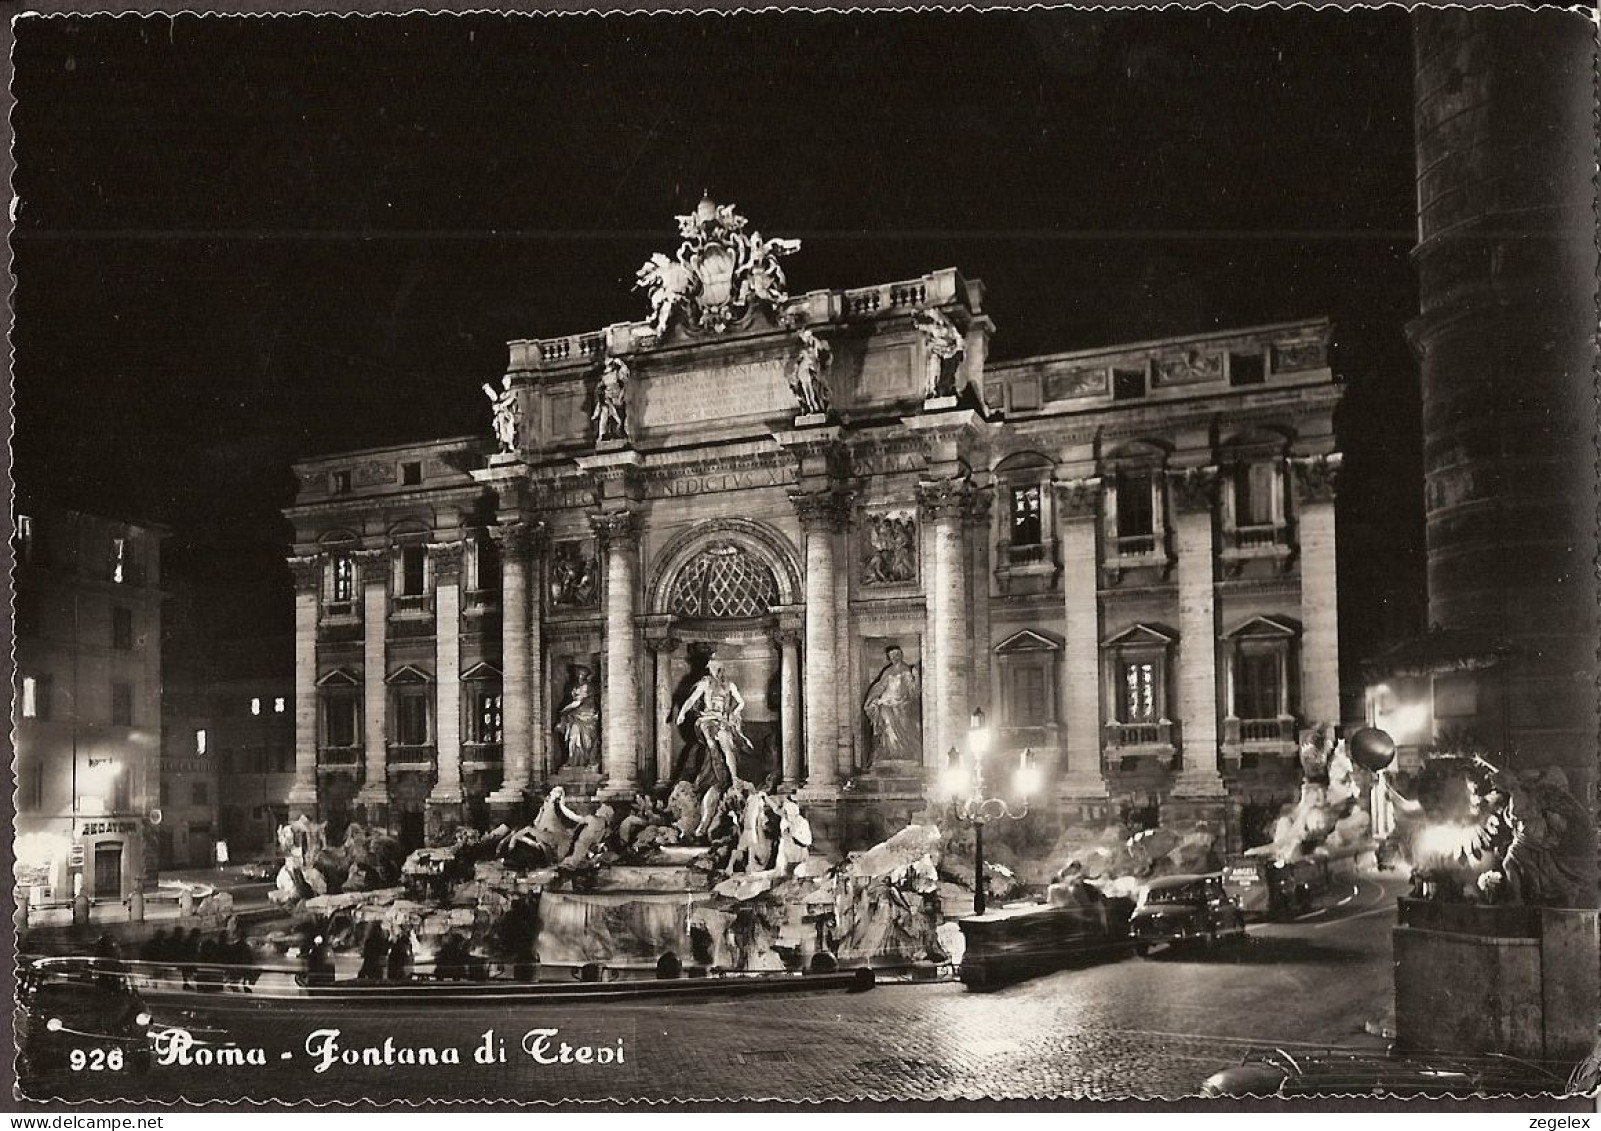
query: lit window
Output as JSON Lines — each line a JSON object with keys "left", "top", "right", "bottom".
{"left": 1010, "top": 485, "right": 1042, "bottom": 547}
{"left": 250, "top": 697, "right": 262, "bottom": 716}
{"left": 1121, "top": 661, "right": 1157, "bottom": 723}
{"left": 331, "top": 555, "right": 355, "bottom": 603}
{"left": 274, "top": 696, "right": 286, "bottom": 713}
{"left": 15, "top": 513, "right": 32, "bottom": 562}
{"left": 195, "top": 728, "right": 208, "bottom": 755}
{"left": 472, "top": 691, "right": 504, "bottom": 744}
{"left": 21, "top": 676, "right": 39, "bottom": 719}
{"left": 111, "top": 537, "right": 128, "bottom": 583}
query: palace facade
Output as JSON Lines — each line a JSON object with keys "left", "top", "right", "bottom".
{"left": 283, "top": 205, "right": 1342, "bottom": 853}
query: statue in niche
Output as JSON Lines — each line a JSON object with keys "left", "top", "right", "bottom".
{"left": 593, "top": 357, "right": 629, "bottom": 445}
{"left": 548, "top": 542, "right": 597, "bottom": 608}
{"left": 676, "top": 659, "right": 751, "bottom": 790}
{"left": 862, "top": 511, "right": 917, "bottom": 585}
{"left": 554, "top": 665, "right": 600, "bottom": 771}
{"left": 481, "top": 374, "right": 521, "bottom": 454}
{"left": 913, "top": 308, "right": 966, "bottom": 399}
{"left": 788, "top": 325, "right": 833, "bottom": 416}
{"left": 862, "top": 645, "right": 923, "bottom": 768}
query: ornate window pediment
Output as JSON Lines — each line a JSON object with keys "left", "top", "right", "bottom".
{"left": 1102, "top": 623, "right": 1177, "bottom": 650}
{"left": 668, "top": 542, "right": 780, "bottom": 620}
{"left": 460, "top": 661, "right": 503, "bottom": 682}
{"left": 385, "top": 664, "right": 432, "bottom": 686}
{"left": 315, "top": 668, "right": 360, "bottom": 689}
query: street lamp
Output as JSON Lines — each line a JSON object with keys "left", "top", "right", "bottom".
{"left": 943, "top": 707, "right": 1037, "bottom": 916}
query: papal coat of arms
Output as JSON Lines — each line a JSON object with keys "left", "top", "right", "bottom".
{"left": 634, "top": 199, "right": 801, "bottom": 335}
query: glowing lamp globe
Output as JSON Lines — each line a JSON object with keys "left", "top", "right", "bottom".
{"left": 1347, "top": 726, "right": 1397, "bottom": 772}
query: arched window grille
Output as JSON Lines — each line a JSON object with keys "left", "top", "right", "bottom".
{"left": 668, "top": 543, "right": 779, "bottom": 619}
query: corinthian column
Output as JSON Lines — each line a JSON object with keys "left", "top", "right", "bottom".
{"left": 427, "top": 541, "right": 465, "bottom": 819}
{"left": 917, "top": 478, "right": 974, "bottom": 771}
{"left": 286, "top": 554, "right": 322, "bottom": 819}
{"left": 591, "top": 510, "right": 641, "bottom": 799}
{"left": 791, "top": 489, "right": 849, "bottom": 794}
{"left": 487, "top": 522, "right": 536, "bottom": 818}
{"left": 771, "top": 623, "right": 804, "bottom": 790}
{"left": 644, "top": 626, "right": 679, "bottom": 790}
{"left": 1168, "top": 467, "right": 1226, "bottom": 798}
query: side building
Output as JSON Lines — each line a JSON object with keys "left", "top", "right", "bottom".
{"left": 281, "top": 206, "right": 1343, "bottom": 854}
{"left": 13, "top": 505, "right": 166, "bottom": 901}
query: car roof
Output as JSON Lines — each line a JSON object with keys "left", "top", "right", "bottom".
{"left": 1146, "top": 873, "right": 1217, "bottom": 889}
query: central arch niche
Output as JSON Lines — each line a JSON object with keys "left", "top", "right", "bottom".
{"left": 646, "top": 519, "right": 802, "bottom": 788}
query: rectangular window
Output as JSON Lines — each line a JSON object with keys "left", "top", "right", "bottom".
{"left": 331, "top": 470, "right": 352, "bottom": 495}
{"left": 112, "top": 606, "right": 134, "bottom": 651}
{"left": 331, "top": 555, "right": 355, "bottom": 603}
{"left": 1236, "top": 652, "right": 1282, "bottom": 719}
{"left": 111, "top": 537, "right": 128, "bottom": 584}
{"left": 1116, "top": 473, "right": 1155, "bottom": 540}
{"left": 1121, "top": 661, "right": 1157, "bottom": 723}
{"left": 472, "top": 691, "right": 504, "bottom": 744}
{"left": 250, "top": 697, "right": 262, "bottom": 716}
{"left": 274, "top": 696, "right": 286, "bottom": 713}
{"left": 401, "top": 461, "right": 423, "bottom": 486}
{"left": 400, "top": 545, "right": 427, "bottom": 597}
{"left": 394, "top": 688, "right": 430, "bottom": 746}
{"left": 1009, "top": 486, "right": 1043, "bottom": 547}
{"left": 191, "top": 781, "right": 210, "bottom": 806}
{"left": 477, "top": 537, "right": 501, "bottom": 591}
{"left": 195, "top": 728, "right": 207, "bottom": 755}
{"left": 1229, "top": 351, "right": 1266, "bottom": 387}
{"left": 111, "top": 681, "right": 133, "bottom": 727}
{"left": 15, "top": 513, "right": 33, "bottom": 562}
{"left": 1235, "top": 463, "right": 1278, "bottom": 527}
{"left": 1009, "top": 666, "right": 1049, "bottom": 727}
{"left": 1112, "top": 368, "right": 1146, "bottom": 401}
{"left": 325, "top": 696, "right": 359, "bottom": 748}
{"left": 21, "top": 675, "right": 40, "bottom": 719}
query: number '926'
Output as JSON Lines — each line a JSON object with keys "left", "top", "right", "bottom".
{"left": 71, "top": 1047, "right": 127, "bottom": 1071}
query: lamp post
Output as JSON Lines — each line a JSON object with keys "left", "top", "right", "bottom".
{"left": 942, "top": 707, "right": 1041, "bottom": 916}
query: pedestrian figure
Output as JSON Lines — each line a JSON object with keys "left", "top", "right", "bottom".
{"left": 226, "top": 930, "right": 257, "bottom": 993}
{"left": 139, "top": 929, "right": 168, "bottom": 989}
{"left": 385, "top": 931, "right": 413, "bottom": 984}
{"left": 92, "top": 933, "right": 125, "bottom": 992}
{"left": 303, "top": 933, "right": 335, "bottom": 988}
{"left": 178, "top": 927, "right": 202, "bottom": 991}
{"left": 357, "top": 925, "right": 388, "bottom": 984}
{"left": 197, "top": 934, "right": 223, "bottom": 993}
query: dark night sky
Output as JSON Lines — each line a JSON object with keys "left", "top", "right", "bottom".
{"left": 10, "top": 10, "right": 1425, "bottom": 674}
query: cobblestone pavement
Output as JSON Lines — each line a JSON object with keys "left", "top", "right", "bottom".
{"left": 20, "top": 875, "right": 1404, "bottom": 1105}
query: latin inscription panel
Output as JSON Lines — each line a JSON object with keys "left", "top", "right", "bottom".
{"left": 637, "top": 359, "right": 792, "bottom": 430}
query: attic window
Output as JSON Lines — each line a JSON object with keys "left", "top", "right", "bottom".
{"left": 331, "top": 470, "right": 352, "bottom": 495}
{"left": 401, "top": 462, "right": 422, "bottom": 487}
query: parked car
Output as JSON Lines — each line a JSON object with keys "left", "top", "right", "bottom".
{"left": 238, "top": 858, "right": 282, "bottom": 882}
{"left": 1128, "top": 873, "right": 1246, "bottom": 956}
{"left": 16, "top": 962, "right": 154, "bottom": 1079}
{"left": 1202, "top": 1046, "right": 1570, "bottom": 1097}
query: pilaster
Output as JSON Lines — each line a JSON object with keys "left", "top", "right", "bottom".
{"left": 427, "top": 540, "right": 465, "bottom": 819}
{"left": 1053, "top": 476, "right": 1110, "bottom": 798}
{"left": 351, "top": 547, "right": 390, "bottom": 823}
{"left": 1293, "top": 454, "right": 1342, "bottom": 726}
{"left": 1167, "top": 466, "right": 1226, "bottom": 798}
{"left": 286, "top": 554, "right": 322, "bottom": 816}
